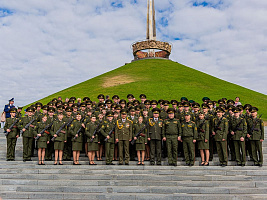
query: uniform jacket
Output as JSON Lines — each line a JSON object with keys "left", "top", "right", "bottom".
{"left": 180, "top": 120, "right": 198, "bottom": 139}
{"left": 35, "top": 121, "right": 50, "bottom": 143}
{"left": 85, "top": 121, "right": 100, "bottom": 143}
{"left": 133, "top": 122, "right": 147, "bottom": 144}
{"left": 51, "top": 120, "right": 67, "bottom": 142}
{"left": 230, "top": 117, "right": 247, "bottom": 140}
{"left": 4, "top": 117, "right": 19, "bottom": 138}
{"left": 162, "top": 118, "right": 181, "bottom": 137}
{"left": 196, "top": 119, "right": 209, "bottom": 141}
{"left": 19, "top": 116, "right": 37, "bottom": 137}
{"left": 115, "top": 118, "right": 133, "bottom": 141}
{"left": 212, "top": 117, "right": 228, "bottom": 141}
{"left": 100, "top": 120, "right": 116, "bottom": 143}
{"left": 69, "top": 120, "right": 84, "bottom": 143}
{"left": 247, "top": 117, "right": 264, "bottom": 141}
{"left": 148, "top": 118, "right": 163, "bottom": 140}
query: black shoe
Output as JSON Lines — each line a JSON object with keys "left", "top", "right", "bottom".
{"left": 254, "top": 163, "right": 260, "bottom": 166}
{"left": 118, "top": 163, "right": 123, "bottom": 165}
{"left": 259, "top": 164, "right": 263, "bottom": 167}
{"left": 241, "top": 164, "right": 245, "bottom": 167}
{"left": 93, "top": 163, "right": 97, "bottom": 165}
{"left": 186, "top": 163, "right": 190, "bottom": 166}
{"left": 38, "top": 163, "right": 42, "bottom": 165}
{"left": 23, "top": 159, "right": 26, "bottom": 162}
{"left": 189, "top": 163, "right": 194, "bottom": 166}
{"left": 59, "top": 163, "right": 63, "bottom": 165}
{"left": 173, "top": 163, "right": 177, "bottom": 166}
{"left": 6, "top": 159, "right": 10, "bottom": 161}
{"left": 54, "top": 163, "right": 57, "bottom": 165}
{"left": 221, "top": 164, "right": 226, "bottom": 167}
{"left": 46, "top": 159, "right": 52, "bottom": 161}
{"left": 110, "top": 163, "right": 115, "bottom": 165}
{"left": 27, "top": 159, "right": 32, "bottom": 161}
{"left": 125, "top": 163, "right": 129, "bottom": 165}
{"left": 106, "top": 163, "right": 110, "bottom": 165}
{"left": 150, "top": 163, "right": 155, "bottom": 165}
{"left": 237, "top": 163, "right": 242, "bottom": 166}
{"left": 10, "top": 159, "right": 15, "bottom": 161}
{"left": 42, "top": 163, "right": 45, "bottom": 165}
{"left": 156, "top": 162, "right": 161, "bottom": 165}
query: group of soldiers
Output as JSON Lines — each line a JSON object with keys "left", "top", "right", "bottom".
{"left": 4, "top": 94, "right": 264, "bottom": 167}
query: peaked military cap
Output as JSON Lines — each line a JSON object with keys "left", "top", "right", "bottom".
{"left": 227, "top": 105, "right": 233, "bottom": 110}
{"left": 9, "top": 98, "right": 14, "bottom": 102}
{"left": 35, "top": 102, "right": 43, "bottom": 107}
{"left": 51, "top": 98, "right": 57, "bottom": 103}
{"left": 72, "top": 103, "right": 78, "bottom": 108}
{"left": 183, "top": 102, "right": 190, "bottom": 107}
{"left": 86, "top": 100, "right": 92, "bottom": 105}
{"left": 68, "top": 100, "right": 75, "bottom": 104}
{"left": 65, "top": 107, "right": 73, "bottom": 112}
{"left": 227, "top": 99, "right": 234, "bottom": 105}
{"left": 106, "top": 111, "right": 114, "bottom": 117}
{"left": 216, "top": 107, "right": 224, "bottom": 113}
{"left": 139, "top": 94, "right": 146, "bottom": 99}
{"left": 26, "top": 107, "right": 35, "bottom": 112}
{"left": 163, "top": 100, "right": 170, "bottom": 106}
{"left": 48, "top": 107, "right": 55, "bottom": 113}
{"left": 112, "top": 95, "right": 119, "bottom": 100}
{"left": 178, "top": 102, "right": 183, "bottom": 107}
{"left": 69, "top": 97, "right": 76, "bottom": 101}
{"left": 42, "top": 105, "right": 49, "bottom": 110}
{"left": 97, "top": 94, "right": 105, "bottom": 99}
{"left": 180, "top": 97, "right": 188, "bottom": 102}
{"left": 184, "top": 112, "right": 191, "bottom": 116}
{"left": 201, "top": 103, "right": 208, "bottom": 109}
{"left": 80, "top": 102, "right": 86, "bottom": 107}
{"left": 207, "top": 100, "right": 213, "bottom": 105}
{"left": 202, "top": 97, "right": 210, "bottom": 102}
{"left": 63, "top": 102, "right": 69, "bottom": 106}
{"left": 218, "top": 99, "right": 224, "bottom": 104}
{"left": 152, "top": 108, "right": 161, "bottom": 114}
{"left": 121, "top": 109, "right": 128, "bottom": 115}
{"left": 129, "top": 106, "right": 135, "bottom": 112}
{"left": 115, "top": 105, "right": 122, "bottom": 110}
{"left": 57, "top": 105, "right": 63, "bottom": 110}
{"left": 243, "top": 104, "right": 252, "bottom": 110}
{"left": 83, "top": 97, "right": 90, "bottom": 101}
{"left": 250, "top": 107, "right": 258, "bottom": 113}
{"left": 127, "top": 102, "right": 133, "bottom": 108}
{"left": 237, "top": 105, "right": 243, "bottom": 110}
{"left": 111, "top": 103, "right": 117, "bottom": 108}
{"left": 135, "top": 105, "right": 141, "bottom": 111}
{"left": 150, "top": 100, "right": 158, "bottom": 105}
{"left": 144, "top": 100, "right": 151, "bottom": 105}
{"left": 76, "top": 112, "right": 82, "bottom": 116}
{"left": 232, "top": 107, "right": 240, "bottom": 113}
{"left": 133, "top": 99, "right": 140, "bottom": 105}
{"left": 98, "top": 103, "right": 105, "bottom": 108}
{"left": 105, "top": 99, "right": 112, "bottom": 104}
{"left": 127, "top": 94, "right": 134, "bottom": 99}
{"left": 171, "top": 100, "right": 178, "bottom": 105}
{"left": 193, "top": 103, "right": 200, "bottom": 108}
{"left": 119, "top": 99, "right": 126, "bottom": 104}
{"left": 9, "top": 107, "right": 17, "bottom": 113}
{"left": 167, "top": 108, "right": 175, "bottom": 114}
{"left": 18, "top": 106, "right": 23, "bottom": 110}
{"left": 158, "top": 99, "right": 164, "bottom": 104}
{"left": 189, "top": 100, "right": 195, "bottom": 104}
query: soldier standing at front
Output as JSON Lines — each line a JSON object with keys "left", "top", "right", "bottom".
{"left": 247, "top": 107, "right": 264, "bottom": 167}
{"left": 178, "top": 112, "right": 198, "bottom": 166}
{"left": 230, "top": 107, "right": 247, "bottom": 166}
{"left": 212, "top": 108, "right": 228, "bottom": 167}
{"left": 162, "top": 108, "right": 181, "bottom": 166}
{"left": 4, "top": 107, "right": 19, "bottom": 161}
{"left": 148, "top": 108, "right": 163, "bottom": 165}
{"left": 19, "top": 107, "right": 37, "bottom": 162}
{"left": 115, "top": 109, "right": 132, "bottom": 165}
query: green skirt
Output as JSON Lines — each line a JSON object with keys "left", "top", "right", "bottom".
{"left": 72, "top": 141, "right": 83, "bottom": 151}
{"left": 37, "top": 141, "right": 47, "bottom": 149}
{"left": 198, "top": 140, "right": 209, "bottom": 150}
{"left": 54, "top": 141, "right": 64, "bottom": 150}
{"left": 88, "top": 142, "right": 98, "bottom": 151}
{"left": 136, "top": 143, "right": 145, "bottom": 151}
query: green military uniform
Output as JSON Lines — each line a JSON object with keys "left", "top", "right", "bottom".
{"left": 100, "top": 119, "right": 116, "bottom": 165}
{"left": 247, "top": 112, "right": 264, "bottom": 166}
{"left": 162, "top": 117, "right": 181, "bottom": 166}
{"left": 45, "top": 114, "right": 56, "bottom": 160}
{"left": 133, "top": 122, "right": 148, "bottom": 151}
{"left": 19, "top": 113, "right": 37, "bottom": 161}
{"left": 85, "top": 121, "right": 100, "bottom": 151}
{"left": 196, "top": 118, "right": 209, "bottom": 150}
{"left": 180, "top": 119, "right": 198, "bottom": 166}
{"left": 51, "top": 119, "right": 67, "bottom": 150}
{"left": 128, "top": 114, "right": 138, "bottom": 161}
{"left": 212, "top": 115, "right": 228, "bottom": 166}
{"left": 148, "top": 117, "right": 163, "bottom": 165}
{"left": 115, "top": 117, "right": 133, "bottom": 165}
{"left": 69, "top": 119, "right": 84, "bottom": 151}
{"left": 35, "top": 121, "right": 50, "bottom": 149}
{"left": 230, "top": 115, "right": 247, "bottom": 166}
{"left": 4, "top": 113, "right": 19, "bottom": 161}
{"left": 63, "top": 114, "right": 74, "bottom": 160}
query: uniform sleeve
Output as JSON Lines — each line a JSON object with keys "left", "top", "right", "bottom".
{"left": 193, "top": 123, "right": 198, "bottom": 139}
{"left": 100, "top": 123, "right": 108, "bottom": 137}
{"left": 129, "top": 121, "right": 133, "bottom": 139}
{"left": 260, "top": 119, "right": 264, "bottom": 140}
{"left": 3, "top": 118, "right": 9, "bottom": 132}
{"left": 162, "top": 120, "right": 166, "bottom": 138}
{"left": 178, "top": 121, "right": 182, "bottom": 136}
{"left": 69, "top": 123, "right": 75, "bottom": 137}
{"left": 223, "top": 119, "right": 228, "bottom": 140}
{"left": 115, "top": 121, "right": 119, "bottom": 140}
{"left": 204, "top": 121, "right": 209, "bottom": 141}
{"left": 242, "top": 119, "right": 247, "bottom": 137}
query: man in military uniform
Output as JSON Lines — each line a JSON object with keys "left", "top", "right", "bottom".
{"left": 4, "top": 108, "right": 19, "bottom": 161}
{"left": 148, "top": 108, "right": 163, "bottom": 165}
{"left": 19, "top": 107, "right": 37, "bottom": 162}
{"left": 100, "top": 111, "right": 116, "bottom": 165}
{"left": 178, "top": 112, "right": 198, "bottom": 166}
{"left": 247, "top": 107, "right": 264, "bottom": 167}
{"left": 115, "top": 109, "right": 133, "bottom": 165}
{"left": 159, "top": 100, "right": 169, "bottom": 120}
{"left": 148, "top": 100, "right": 158, "bottom": 118}
{"left": 45, "top": 107, "right": 56, "bottom": 161}
{"left": 162, "top": 108, "right": 181, "bottom": 166}
{"left": 230, "top": 107, "right": 247, "bottom": 166}
{"left": 63, "top": 107, "right": 74, "bottom": 161}
{"left": 212, "top": 108, "right": 228, "bottom": 167}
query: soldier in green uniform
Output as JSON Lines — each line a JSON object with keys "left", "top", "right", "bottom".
{"left": 160, "top": 100, "right": 169, "bottom": 120}
{"left": 34, "top": 102, "right": 43, "bottom": 121}
{"left": 35, "top": 115, "right": 50, "bottom": 165}
{"left": 212, "top": 108, "right": 228, "bottom": 167}
{"left": 16, "top": 106, "right": 23, "bottom": 118}
{"left": 133, "top": 115, "right": 148, "bottom": 165}
{"left": 63, "top": 107, "right": 74, "bottom": 161}
{"left": 247, "top": 107, "right": 264, "bottom": 167}
{"left": 85, "top": 114, "right": 99, "bottom": 165}
{"left": 162, "top": 108, "right": 181, "bottom": 166}
{"left": 115, "top": 109, "right": 133, "bottom": 165}
{"left": 148, "top": 100, "right": 158, "bottom": 118}
{"left": 69, "top": 112, "right": 85, "bottom": 165}
{"left": 100, "top": 111, "right": 116, "bottom": 165}
{"left": 97, "top": 112, "right": 105, "bottom": 161}
{"left": 4, "top": 108, "right": 19, "bottom": 161}
{"left": 230, "top": 107, "right": 247, "bottom": 166}
{"left": 51, "top": 113, "right": 67, "bottom": 165}
{"left": 128, "top": 106, "right": 138, "bottom": 161}
{"left": 45, "top": 107, "right": 56, "bottom": 161}
{"left": 196, "top": 111, "right": 210, "bottom": 166}
{"left": 148, "top": 108, "right": 163, "bottom": 165}
{"left": 178, "top": 112, "right": 198, "bottom": 166}
{"left": 19, "top": 107, "right": 37, "bottom": 162}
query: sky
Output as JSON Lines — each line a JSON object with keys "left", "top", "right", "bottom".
{"left": 0, "top": 0, "right": 266, "bottom": 108}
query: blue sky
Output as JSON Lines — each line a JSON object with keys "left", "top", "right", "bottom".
{"left": 0, "top": 0, "right": 266, "bottom": 107}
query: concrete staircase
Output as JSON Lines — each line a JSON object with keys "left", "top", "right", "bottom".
{"left": 0, "top": 128, "right": 267, "bottom": 200}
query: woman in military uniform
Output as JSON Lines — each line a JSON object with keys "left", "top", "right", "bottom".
{"left": 4, "top": 107, "right": 19, "bottom": 161}
{"left": 51, "top": 113, "right": 67, "bottom": 165}
{"left": 133, "top": 116, "right": 148, "bottom": 165}
{"left": 97, "top": 112, "right": 105, "bottom": 161}
{"left": 70, "top": 112, "right": 85, "bottom": 165}
{"left": 85, "top": 115, "right": 99, "bottom": 165}
{"left": 196, "top": 112, "right": 210, "bottom": 166}
{"left": 35, "top": 115, "right": 50, "bottom": 165}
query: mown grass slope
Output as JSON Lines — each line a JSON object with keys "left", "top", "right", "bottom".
{"left": 28, "top": 59, "right": 267, "bottom": 120}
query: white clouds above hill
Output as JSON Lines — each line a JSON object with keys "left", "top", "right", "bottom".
{"left": 0, "top": 0, "right": 266, "bottom": 107}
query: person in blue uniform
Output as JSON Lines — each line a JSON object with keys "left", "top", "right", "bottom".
{"left": 4, "top": 98, "right": 16, "bottom": 119}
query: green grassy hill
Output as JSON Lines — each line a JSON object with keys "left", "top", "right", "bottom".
{"left": 29, "top": 59, "right": 267, "bottom": 120}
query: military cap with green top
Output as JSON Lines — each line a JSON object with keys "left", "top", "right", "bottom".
{"left": 201, "top": 103, "right": 208, "bottom": 109}
{"left": 250, "top": 107, "right": 258, "bottom": 113}
{"left": 26, "top": 107, "right": 35, "bottom": 112}
{"left": 35, "top": 102, "right": 43, "bottom": 107}
{"left": 150, "top": 100, "right": 158, "bottom": 105}
{"left": 243, "top": 104, "right": 252, "bottom": 110}
{"left": 202, "top": 97, "right": 210, "bottom": 102}
{"left": 65, "top": 107, "right": 73, "bottom": 112}
{"left": 152, "top": 107, "right": 161, "bottom": 114}
{"left": 139, "top": 94, "right": 146, "bottom": 99}
{"left": 121, "top": 109, "right": 128, "bottom": 115}
{"left": 232, "top": 107, "right": 240, "bottom": 113}
{"left": 170, "top": 100, "right": 178, "bottom": 105}
{"left": 180, "top": 97, "right": 188, "bottom": 102}
{"left": 167, "top": 108, "right": 175, "bottom": 114}
{"left": 106, "top": 111, "right": 114, "bottom": 117}
{"left": 163, "top": 100, "right": 170, "bottom": 106}
{"left": 105, "top": 99, "right": 112, "bottom": 104}
{"left": 97, "top": 94, "right": 105, "bottom": 99}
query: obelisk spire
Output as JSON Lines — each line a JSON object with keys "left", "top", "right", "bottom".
{"left": 146, "top": 0, "right": 156, "bottom": 41}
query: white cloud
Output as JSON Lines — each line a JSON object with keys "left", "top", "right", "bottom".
{"left": 0, "top": 0, "right": 266, "bottom": 108}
